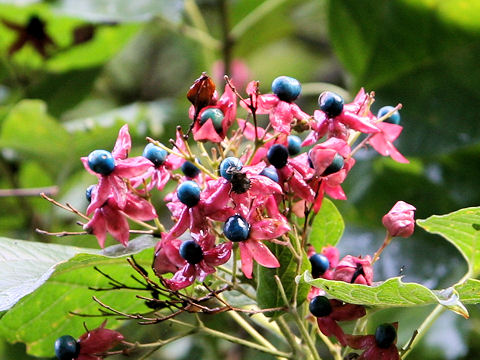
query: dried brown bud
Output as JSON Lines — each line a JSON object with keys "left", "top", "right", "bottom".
{"left": 187, "top": 72, "right": 216, "bottom": 116}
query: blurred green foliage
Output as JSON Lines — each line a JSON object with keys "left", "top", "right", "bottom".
{"left": 0, "top": 0, "right": 479, "bottom": 359}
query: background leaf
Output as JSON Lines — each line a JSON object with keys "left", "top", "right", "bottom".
{"left": 309, "top": 198, "right": 344, "bottom": 250}
{"left": 328, "top": 0, "right": 480, "bottom": 155}
{"left": 256, "top": 243, "right": 310, "bottom": 317}
{"left": 417, "top": 207, "right": 480, "bottom": 277}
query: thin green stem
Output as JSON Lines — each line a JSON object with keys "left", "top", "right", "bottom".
{"left": 230, "top": 0, "right": 289, "bottom": 40}
{"left": 371, "top": 232, "right": 393, "bottom": 264}
{"left": 401, "top": 305, "right": 445, "bottom": 359}
{"left": 225, "top": 308, "right": 287, "bottom": 359}
{"left": 274, "top": 276, "right": 321, "bottom": 360}
{"left": 277, "top": 316, "right": 303, "bottom": 356}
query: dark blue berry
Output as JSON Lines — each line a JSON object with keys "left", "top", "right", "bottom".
{"left": 177, "top": 181, "right": 201, "bottom": 207}
{"left": 87, "top": 150, "right": 115, "bottom": 175}
{"left": 318, "top": 91, "right": 344, "bottom": 118}
{"left": 377, "top": 106, "right": 401, "bottom": 125}
{"left": 181, "top": 160, "right": 201, "bottom": 178}
{"left": 322, "top": 153, "right": 344, "bottom": 176}
{"left": 179, "top": 240, "right": 204, "bottom": 264}
{"left": 143, "top": 143, "right": 167, "bottom": 167}
{"left": 267, "top": 144, "right": 289, "bottom": 169}
{"left": 220, "top": 157, "right": 243, "bottom": 181}
{"left": 271, "top": 76, "right": 302, "bottom": 102}
{"left": 374, "top": 323, "right": 397, "bottom": 349}
{"left": 260, "top": 166, "right": 279, "bottom": 183}
{"left": 200, "top": 108, "right": 224, "bottom": 133}
{"left": 54, "top": 335, "right": 80, "bottom": 360}
{"left": 309, "top": 253, "right": 330, "bottom": 277}
{"left": 85, "top": 185, "right": 95, "bottom": 203}
{"left": 287, "top": 135, "right": 302, "bottom": 156}
{"left": 223, "top": 215, "right": 250, "bottom": 242}
{"left": 309, "top": 296, "right": 332, "bottom": 317}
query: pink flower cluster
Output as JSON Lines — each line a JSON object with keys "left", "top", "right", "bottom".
{"left": 80, "top": 74, "right": 410, "bottom": 299}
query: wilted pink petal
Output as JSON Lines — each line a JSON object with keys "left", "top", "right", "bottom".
{"left": 122, "top": 194, "right": 157, "bottom": 221}
{"left": 203, "top": 242, "right": 232, "bottom": 266}
{"left": 382, "top": 201, "right": 416, "bottom": 238}
{"left": 103, "top": 205, "right": 130, "bottom": 246}
{"left": 78, "top": 320, "right": 124, "bottom": 355}
{"left": 165, "top": 263, "right": 196, "bottom": 290}
{"left": 84, "top": 209, "right": 107, "bottom": 248}
{"left": 333, "top": 255, "right": 373, "bottom": 285}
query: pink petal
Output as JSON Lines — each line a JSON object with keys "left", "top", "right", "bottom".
{"left": 86, "top": 176, "right": 111, "bottom": 215}
{"left": 250, "top": 218, "right": 290, "bottom": 240}
{"left": 269, "top": 101, "right": 293, "bottom": 133}
{"left": 103, "top": 206, "right": 130, "bottom": 246}
{"left": 193, "top": 118, "right": 224, "bottom": 143}
{"left": 153, "top": 246, "right": 180, "bottom": 275}
{"left": 239, "top": 242, "right": 254, "bottom": 279}
{"left": 162, "top": 238, "right": 185, "bottom": 267}
{"left": 81, "top": 156, "right": 100, "bottom": 177}
{"left": 78, "top": 321, "right": 124, "bottom": 354}
{"left": 290, "top": 103, "right": 310, "bottom": 121}
{"left": 317, "top": 317, "right": 348, "bottom": 347}
{"left": 244, "top": 239, "right": 280, "bottom": 268}
{"left": 339, "top": 112, "right": 379, "bottom": 133}
{"left": 111, "top": 124, "right": 131, "bottom": 160}
{"left": 123, "top": 194, "right": 157, "bottom": 221}
{"left": 164, "top": 206, "right": 190, "bottom": 241}
{"left": 83, "top": 209, "right": 107, "bottom": 248}
{"left": 114, "top": 157, "right": 153, "bottom": 178}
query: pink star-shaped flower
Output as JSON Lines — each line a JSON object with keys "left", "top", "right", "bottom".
{"left": 369, "top": 122, "right": 409, "bottom": 163}
{"left": 241, "top": 81, "right": 310, "bottom": 134}
{"left": 153, "top": 231, "right": 232, "bottom": 290}
{"left": 81, "top": 125, "right": 152, "bottom": 215}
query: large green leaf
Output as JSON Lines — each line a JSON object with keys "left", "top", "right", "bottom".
{"left": 257, "top": 243, "right": 310, "bottom": 317}
{"left": 303, "top": 273, "right": 469, "bottom": 318}
{"left": 0, "top": 237, "right": 96, "bottom": 312}
{"left": 309, "top": 198, "right": 344, "bottom": 250}
{"left": 417, "top": 207, "right": 480, "bottom": 277}
{"left": 328, "top": 0, "right": 480, "bottom": 155}
{"left": 0, "top": 236, "right": 157, "bottom": 357}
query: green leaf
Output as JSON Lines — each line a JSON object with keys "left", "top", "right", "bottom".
{"left": 0, "top": 236, "right": 157, "bottom": 357}
{"left": 0, "top": 100, "right": 72, "bottom": 171}
{"left": 328, "top": 0, "right": 480, "bottom": 155}
{"left": 257, "top": 243, "right": 310, "bottom": 317}
{"left": 455, "top": 278, "right": 480, "bottom": 304}
{"left": 0, "top": 237, "right": 97, "bottom": 312}
{"left": 309, "top": 198, "right": 344, "bottom": 250}
{"left": 303, "top": 272, "right": 468, "bottom": 318}
{"left": 417, "top": 207, "right": 480, "bottom": 277}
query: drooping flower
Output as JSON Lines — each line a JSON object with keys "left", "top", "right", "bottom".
{"left": 241, "top": 80, "right": 310, "bottom": 134}
{"left": 333, "top": 255, "right": 374, "bottom": 285}
{"left": 81, "top": 125, "right": 152, "bottom": 215}
{"left": 84, "top": 193, "right": 157, "bottom": 247}
{"left": 382, "top": 201, "right": 416, "bottom": 238}
{"left": 309, "top": 295, "right": 366, "bottom": 347}
{"left": 345, "top": 323, "right": 400, "bottom": 360}
{"left": 153, "top": 231, "right": 232, "bottom": 290}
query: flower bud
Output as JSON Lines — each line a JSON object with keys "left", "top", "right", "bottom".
{"left": 382, "top": 201, "right": 416, "bottom": 238}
